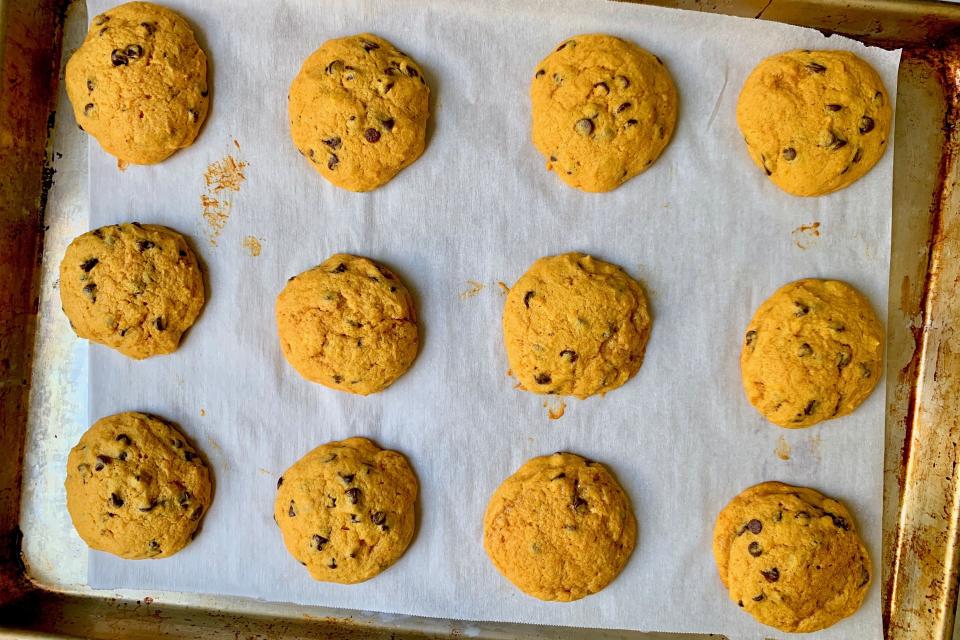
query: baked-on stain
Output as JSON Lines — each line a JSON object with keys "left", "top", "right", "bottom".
{"left": 200, "top": 146, "right": 248, "bottom": 245}
{"left": 791, "top": 221, "right": 821, "bottom": 249}
{"left": 775, "top": 435, "right": 791, "bottom": 460}
{"left": 242, "top": 236, "right": 262, "bottom": 257}
{"left": 459, "top": 280, "right": 485, "bottom": 300}
{"left": 544, "top": 399, "right": 566, "bottom": 420}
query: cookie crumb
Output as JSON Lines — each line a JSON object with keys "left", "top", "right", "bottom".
{"left": 544, "top": 399, "right": 566, "bottom": 420}
{"left": 201, "top": 196, "right": 230, "bottom": 246}
{"left": 775, "top": 435, "right": 791, "bottom": 460}
{"left": 204, "top": 155, "right": 248, "bottom": 193}
{"left": 459, "top": 280, "right": 485, "bottom": 300}
{"left": 117, "top": 159, "right": 128, "bottom": 171}
{"left": 199, "top": 408, "right": 205, "bottom": 417}
{"left": 497, "top": 281, "right": 510, "bottom": 294}
{"left": 242, "top": 236, "right": 262, "bottom": 256}
{"left": 791, "top": 221, "right": 821, "bottom": 249}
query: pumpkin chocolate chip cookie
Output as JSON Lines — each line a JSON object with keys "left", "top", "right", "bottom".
{"left": 65, "top": 412, "right": 212, "bottom": 559}
{"left": 274, "top": 437, "right": 418, "bottom": 584}
{"left": 275, "top": 254, "right": 418, "bottom": 395}
{"left": 737, "top": 49, "right": 891, "bottom": 196}
{"left": 503, "top": 253, "right": 651, "bottom": 399}
{"left": 530, "top": 34, "right": 677, "bottom": 192}
{"left": 289, "top": 33, "right": 430, "bottom": 192}
{"left": 65, "top": 2, "right": 209, "bottom": 164}
{"left": 59, "top": 223, "right": 205, "bottom": 360}
{"left": 740, "top": 279, "right": 883, "bottom": 428}
{"left": 713, "top": 481, "right": 871, "bottom": 633}
{"left": 483, "top": 452, "right": 636, "bottom": 602}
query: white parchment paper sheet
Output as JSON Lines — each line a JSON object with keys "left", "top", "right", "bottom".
{"left": 81, "top": 1, "right": 900, "bottom": 637}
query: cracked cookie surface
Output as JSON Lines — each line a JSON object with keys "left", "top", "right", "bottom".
{"left": 483, "top": 452, "right": 636, "bottom": 602}
{"left": 275, "top": 254, "right": 418, "bottom": 395}
{"left": 502, "top": 252, "right": 651, "bottom": 399}
{"left": 59, "top": 223, "right": 205, "bottom": 360}
{"left": 65, "top": 1, "right": 209, "bottom": 164}
{"left": 737, "top": 49, "right": 891, "bottom": 196}
{"left": 288, "top": 33, "right": 430, "bottom": 192}
{"left": 274, "top": 437, "right": 418, "bottom": 584}
{"left": 713, "top": 481, "right": 871, "bottom": 633}
{"left": 65, "top": 412, "right": 211, "bottom": 559}
{"left": 530, "top": 34, "right": 677, "bottom": 192}
{"left": 740, "top": 279, "right": 883, "bottom": 428}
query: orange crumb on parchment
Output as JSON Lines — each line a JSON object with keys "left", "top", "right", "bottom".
{"left": 242, "top": 235, "right": 262, "bottom": 256}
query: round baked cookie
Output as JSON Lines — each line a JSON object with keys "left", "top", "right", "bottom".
{"left": 289, "top": 33, "right": 430, "bottom": 192}
{"left": 275, "top": 254, "right": 418, "bottom": 395}
{"left": 59, "top": 223, "right": 205, "bottom": 360}
{"left": 740, "top": 279, "right": 883, "bottom": 428}
{"left": 713, "top": 481, "right": 871, "bottom": 633}
{"left": 737, "top": 49, "right": 891, "bottom": 196}
{"left": 530, "top": 34, "right": 677, "bottom": 192}
{"left": 503, "top": 253, "right": 651, "bottom": 399}
{"left": 274, "top": 437, "right": 418, "bottom": 584}
{"left": 65, "top": 412, "right": 211, "bottom": 559}
{"left": 65, "top": 2, "right": 209, "bottom": 164}
{"left": 483, "top": 452, "right": 636, "bottom": 602}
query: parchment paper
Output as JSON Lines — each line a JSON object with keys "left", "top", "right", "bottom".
{"left": 81, "top": 1, "right": 900, "bottom": 637}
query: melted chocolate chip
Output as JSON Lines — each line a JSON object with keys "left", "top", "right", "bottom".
{"left": 806, "top": 62, "right": 827, "bottom": 74}
{"left": 853, "top": 148, "right": 864, "bottom": 163}
{"left": 140, "top": 21, "right": 156, "bottom": 35}
{"left": 782, "top": 147, "right": 796, "bottom": 161}
{"left": 745, "top": 519, "right": 762, "bottom": 534}
{"left": 95, "top": 454, "right": 111, "bottom": 471}
{"left": 761, "top": 568, "right": 780, "bottom": 582}
{"left": 535, "top": 69, "right": 545, "bottom": 78}
{"left": 797, "top": 343, "right": 813, "bottom": 357}
{"left": 748, "top": 541, "right": 762, "bottom": 557}
{"left": 125, "top": 44, "right": 143, "bottom": 59}
{"left": 327, "top": 154, "right": 339, "bottom": 170}
{"left": 155, "top": 317, "right": 166, "bottom": 331}
{"left": 859, "top": 116, "right": 875, "bottom": 134}
{"left": 139, "top": 500, "right": 158, "bottom": 512}
{"left": 803, "top": 400, "right": 817, "bottom": 416}
{"left": 148, "top": 540, "right": 161, "bottom": 553}
{"left": 345, "top": 487, "right": 361, "bottom": 504}
{"left": 371, "top": 511, "right": 387, "bottom": 526}
{"left": 826, "top": 103, "right": 843, "bottom": 111}
{"left": 364, "top": 128, "right": 381, "bottom": 143}
{"left": 325, "top": 59, "right": 343, "bottom": 75}
{"left": 559, "top": 349, "right": 578, "bottom": 363}
{"left": 523, "top": 291, "right": 534, "bottom": 308}
{"left": 574, "top": 119, "right": 594, "bottom": 136}
{"left": 80, "top": 258, "right": 99, "bottom": 272}
{"left": 190, "top": 506, "right": 203, "bottom": 521}
{"left": 83, "top": 103, "right": 95, "bottom": 116}
{"left": 277, "top": 476, "right": 284, "bottom": 488}
{"left": 339, "top": 473, "right": 355, "bottom": 484}
{"left": 382, "top": 118, "right": 395, "bottom": 131}
{"left": 184, "top": 451, "right": 197, "bottom": 462}
{"left": 744, "top": 330, "right": 758, "bottom": 347}
{"left": 752, "top": 593, "right": 765, "bottom": 602}
{"left": 360, "top": 39, "right": 380, "bottom": 52}
{"left": 312, "top": 534, "right": 328, "bottom": 550}
{"left": 534, "top": 372, "right": 552, "bottom": 385}
{"left": 83, "top": 283, "right": 97, "bottom": 302}
{"left": 110, "top": 492, "right": 124, "bottom": 507}
{"left": 551, "top": 473, "right": 566, "bottom": 481}
{"left": 617, "top": 102, "right": 632, "bottom": 114}
{"left": 93, "top": 14, "right": 109, "bottom": 26}
{"left": 288, "top": 501, "right": 296, "bottom": 517}
{"left": 137, "top": 240, "right": 155, "bottom": 251}
{"left": 178, "top": 491, "right": 192, "bottom": 507}
{"left": 111, "top": 50, "right": 127, "bottom": 66}
{"left": 794, "top": 301, "right": 810, "bottom": 316}
{"left": 332, "top": 263, "right": 347, "bottom": 273}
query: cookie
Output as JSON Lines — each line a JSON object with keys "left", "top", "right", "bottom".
{"left": 289, "top": 34, "right": 430, "bottom": 192}
{"left": 483, "top": 452, "right": 636, "bottom": 601}
{"left": 737, "top": 50, "right": 891, "bottom": 196}
{"left": 65, "top": 2, "right": 209, "bottom": 164}
{"left": 740, "top": 279, "right": 883, "bottom": 428}
{"left": 713, "top": 481, "right": 871, "bottom": 633}
{"left": 59, "top": 223, "right": 205, "bottom": 360}
{"left": 275, "top": 254, "right": 419, "bottom": 395}
{"left": 274, "top": 437, "right": 418, "bottom": 584}
{"left": 502, "top": 253, "right": 651, "bottom": 399}
{"left": 530, "top": 34, "right": 677, "bottom": 192}
{"left": 65, "top": 412, "right": 211, "bottom": 559}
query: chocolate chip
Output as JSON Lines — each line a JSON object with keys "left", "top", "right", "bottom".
{"left": 745, "top": 330, "right": 757, "bottom": 346}
{"left": 794, "top": 301, "right": 809, "bottom": 316}
{"left": 617, "top": 102, "right": 631, "bottom": 114}
{"left": 95, "top": 454, "right": 111, "bottom": 471}
{"left": 325, "top": 59, "right": 344, "bottom": 75}
{"left": 92, "top": 229, "right": 104, "bottom": 239}
{"left": 825, "top": 103, "right": 843, "bottom": 111}
{"left": 200, "top": 88, "right": 209, "bottom": 97}
{"left": 593, "top": 81, "right": 609, "bottom": 95}
{"left": 184, "top": 451, "right": 197, "bottom": 462}
{"left": 118, "top": 451, "right": 128, "bottom": 461}
{"left": 853, "top": 148, "right": 864, "bottom": 163}
{"left": 277, "top": 476, "right": 284, "bottom": 488}
{"left": 570, "top": 480, "right": 588, "bottom": 513}
{"left": 371, "top": 511, "right": 387, "bottom": 525}
{"left": 748, "top": 541, "right": 762, "bottom": 557}
{"left": 654, "top": 55, "right": 664, "bottom": 65}
{"left": 381, "top": 118, "right": 395, "bottom": 131}
{"left": 574, "top": 119, "right": 594, "bottom": 136}
{"left": 360, "top": 39, "right": 380, "bottom": 52}
{"left": 859, "top": 116, "right": 875, "bottom": 134}
{"left": 761, "top": 568, "right": 780, "bottom": 582}
{"left": 745, "top": 519, "right": 762, "bottom": 534}
{"left": 803, "top": 399, "right": 817, "bottom": 415}
{"left": 80, "top": 258, "right": 99, "bottom": 272}
{"left": 797, "top": 343, "right": 813, "bottom": 357}
{"left": 82, "top": 283, "right": 97, "bottom": 302}
{"left": 139, "top": 500, "right": 158, "bottom": 512}
{"left": 111, "top": 49, "right": 128, "bottom": 66}
{"left": 331, "top": 263, "right": 347, "bottom": 274}
{"left": 364, "top": 128, "right": 381, "bottom": 143}
{"left": 83, "top": 103, "right": 95, "bottom": 116}
{"left": 782, "top": 147, "right": 796, "bottom": 161}
{"left": 288, "top": 501, "right": 296, "bottom": 517}
{"left": 339, "top": 473, "right": 355, "bottom": 485}
{"left": 837, "top": 347, "right": 852, "bottom": 370}
{"left": 125, "top": 44, "right": 143, "bottom": 60}
{"left": 190, "top": 506, "right": 203, "bottom": 521}
{"left": 382, "top": 82, "right": 395, "bottom": 94}
{"left": 140, "top": 21, "right": 156, "bottom": 36}
{"left": 155, "top": 317, "right": 166, "bottom": 331}
{"left": 738, "top": 600, "right": 744, "bottom": 608}
{"left": 551, "top": 473, "right": 566, "bottom": 481}
{"left": 559, "top": 349, "right": 578, "bottom": 363}
{"left": 332, "top": 374, "right": 343, "bottom": 384}
{"left": 148, "top": 540, "right": 161, "bottom": 553}
{"left": 806, "top": 62, "right": 827, "bottom": 73}
{"left": 827, "top": 512, "right": 850, "bottom": 530}
{"left": 523, "top": 290, "right": 534, "bottom": 307}
{"left": 188, "top": 109, "right": 199, "bottom": 123}
{"left": 535, "top": 69, "right": 545, "bottom": 78}
{"left": 345, "top": 487, "right": 361, "bottom": 504}
{"left": 556, "top": 40, "right": 573, "bottom": 51}
{"left": 328, "top": 559, "right": 338, "bottom": 569}
{"left": 625, "top": 118, "right": 638, "bottom": 127}
{"left": 406, "top": 65, "right": 419, "bottom": 78}
{"left": 859, "top": 566, "right": 871, "bottom": 587}
{"left": 534, "top": 372, "right": 552, "bottom": 385}
{"left": 93, "top": 14, "right": 109, "bottom": 26}
{"left": 327, "top": 154, "right": 339, "bottom": 170}
{"left": 110, "top": 493, "right": 124, "bottom": 507}
{"left": 752, "top": 593, "right": 765, "bottom": 602}
{"left": 312, "top": 534, "right": 328, "bottom": 550}
{"left": 179, "top": 250, "right": 187, "bottom": 257}
{"left": 614, "top": 75, "right": 630, "bottom": 89}
{"left": 178, "top": 491, "right": 192, "bottom": 507}
{"left": 77, "top": 463, "right": 90, "bottom": 474}
{"left": 859, "top": 363, "right": 872, "bottom": 378}
{"left": 172, "top": 439, "right": 184, "bottom": 449}
{"left": 137, "top": 240, "right": 155, "bottom": 251}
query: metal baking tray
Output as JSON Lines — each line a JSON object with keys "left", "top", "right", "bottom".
{"left": 2, "top": 0, "right": 959, "bottom": 637}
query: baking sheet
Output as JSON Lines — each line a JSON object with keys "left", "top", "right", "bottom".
{"left": 78, "top": 0, "right": 899, "bottom": 638}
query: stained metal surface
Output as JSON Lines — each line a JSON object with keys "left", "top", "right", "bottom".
{"left": 2, "top": 0, "right": 960, "bottom": 638}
